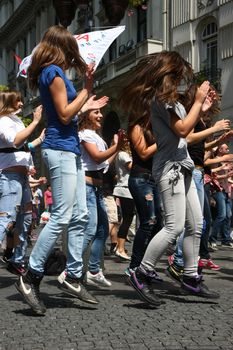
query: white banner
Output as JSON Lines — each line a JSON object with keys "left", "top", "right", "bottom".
{"left": 17, "top": 26, "right": 125, "bottom": 78}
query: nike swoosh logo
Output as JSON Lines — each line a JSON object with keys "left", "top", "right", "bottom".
{"left": 64, "top": 280, "right": 81, "bottom": 293}
{"left": 132, "top": 273, "right": 144, "bottom": 289}
{"left": 20, "top": 277, "right": 32, "bottom": 295}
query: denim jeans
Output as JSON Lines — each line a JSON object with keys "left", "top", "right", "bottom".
{"left": 82, "top": 184, "right": 109, "bottom": 273}
{"left": 29, "top": 149, "right": 88, "bottom": 279}
{"left": 128, "top": 174, "right": 162, "bottom": 269}
{"left": 210, "top": 191, "right": 232, "bottom": 243}
{"left": 142, "top": 167, "right": 202, "bottom": 276}
{"left": 173, "top": 168, "right": 204, "bottom": 266}
{"left": 0, "top": 172, "right": 32, "bottom": 263}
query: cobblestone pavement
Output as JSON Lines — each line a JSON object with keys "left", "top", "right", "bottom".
{"left": 0, "top": 233, "right": 233, "bottom": 350}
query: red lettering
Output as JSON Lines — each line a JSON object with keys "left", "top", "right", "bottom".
{"left": 74, "top": 34, "right": 89, "bottom": 42}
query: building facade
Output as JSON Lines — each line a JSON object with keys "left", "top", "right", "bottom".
{"left": 0, "top": 0, "right": 233, "bottom": 122}
{"left": 170, "top": 0, "right": 233, "bottom": 119}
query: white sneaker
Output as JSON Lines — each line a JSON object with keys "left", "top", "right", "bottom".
{"left": 86, "top": 269, "right": 112, "bottom": 287}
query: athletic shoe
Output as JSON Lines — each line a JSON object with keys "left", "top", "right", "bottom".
{"left": 128, "top": 267, "right": 161, "bottom": 306}
{"left": 209, "top": 242, "right": 218, "bottom": 251}
{"left": 86, "top": 269, "right": 112, "bottom": 287}
{"left": 15, "top": 270, "right": 46, "bottom": 315}
{"left": 7, "top": 262, "right": 26, "bottom": 276}
{"left": 221, "top": 242, "right": 233, "bottom": 248}
{"left": 166, "top": 263, "right": 184, "bottom": 284}
{"left": 58, "top": 271, "right": 98, "bottom": 304}
{"left": 115, "top": 250, "right": 131, "bottom": 261}
{"left": 167, "top": 254, "right": 174, "bottom": 266}
{"left": 124, "top": 267, "right": 135, "bottom": 277}
{"left": 181, "top": 275, "right": 219, "bottom": 299}
{"left": 198, "top": 259, "right": 220, "bottom": 271}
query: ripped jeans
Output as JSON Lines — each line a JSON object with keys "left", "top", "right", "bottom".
{"left": 128, "top": 173, "right": 163, "bottom": 269}
{"left": 141, "top": 166, "right": 203, "bottom": 276}
{"left": 0, "top": 171, "right": 32, "bottom": 263}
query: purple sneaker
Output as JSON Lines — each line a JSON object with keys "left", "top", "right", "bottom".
{"left": 128, "top": 267, "right": 161, "bottom": 306}
{"left": 181, "top": 275, "right": 219, "bottom": 299}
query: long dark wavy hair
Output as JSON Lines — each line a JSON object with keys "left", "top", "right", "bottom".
{"left": 119, "top": 51, "right": 193, "bottom": 145}
{"left": 119, "top": 51, "right": 194, "bottom": 124}
{"left": 0, "top": 90, "right": 22, "bottom": 116}
{"left": 28, "top": 25, "right": 87, "bottom": 90}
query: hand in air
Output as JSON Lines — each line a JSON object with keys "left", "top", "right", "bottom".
{"left": 33, "top": 105, "right": 43, "bottom": 124}
{"left": 83, "top": 95, "right": 109, "bottom": 112}
{"left": 196, "top": 81, "right": 210, "bottom": 105}
{"left": 213, "top": 119, "right": 230, "bottom": 133}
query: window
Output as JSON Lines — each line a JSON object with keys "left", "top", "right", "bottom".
{"left": 201, "top": 22, "right": 218, "bottom": 71}
{"left": 137, "top": 7, "right": 147, "bottom": 42}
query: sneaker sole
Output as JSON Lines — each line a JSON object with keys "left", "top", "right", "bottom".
{"left": 59, "top": 285, "right": 99, "bottom": 304}
{"left": 15, "top": 281, "right": 46, "bottom": 315}
{"left": 86, "top": 278, "right": 112, "bottom": 288}
{"left": 127, "top": 276, "right": 161, "bottom": 306}
{"left": 165, "top": 268, "right": 183, "bottom": 285}
{"left": 180, "top": 286, "right": 220, "bottom": 299}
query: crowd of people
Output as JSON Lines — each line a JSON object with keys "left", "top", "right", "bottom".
{"left": 1, "top": 25, "right": 233, "bottom": 315}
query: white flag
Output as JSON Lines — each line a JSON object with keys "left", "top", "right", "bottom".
{"left": 17, "top": 26, "right": 125, "bottom": 78}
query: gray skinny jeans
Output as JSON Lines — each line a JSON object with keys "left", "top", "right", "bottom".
{"left": 141, "top": 167, "right": 203, "bottom": 276}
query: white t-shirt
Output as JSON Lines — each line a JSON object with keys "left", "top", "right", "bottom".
{"left": 0, "top": 114, "right": 33, "bottom": 170}
{"left": 79, "top": 129, "right": 109, "bottom": 172}
{"left": 113, "top": 151, "right": 132, "bottom": 199}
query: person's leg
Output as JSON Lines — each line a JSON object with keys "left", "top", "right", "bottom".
{"left": 88, "top": 187, "right": 109, "bottom": 273}
{"left": 221, "top": 195, "right": 232, "bottom": 244}
{"left": 116, "top": 197, "right": 135, "bottom": 258}
{"left": 209, "top": 191, "right": 226, "bottom": 244}
{"left": 82, "top": 184, "right": 98, "bottom": 254}
{"left": 172, "top": 168, "right": 204, "bottom": 268}
{"left": 11, "top": 177, "right": 32, "bottom": 266}
{"left": 128, "top": 175, "right": 161, "bottom": 269}
{"left": 182, "top": 175, "right": 202, "bottom": 277}
{"left": 141, "top": 168, "right": 187, "bottom": 271}
{"left": 0, "top": 173, "right": 22, "bottom": 245}
{"left": 28, "top": 150, "right": 80, "bottom": 276}
{"left": 66, "top": 157, "right": 88, "bottom": 278}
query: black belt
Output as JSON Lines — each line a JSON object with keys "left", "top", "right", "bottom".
{"left": 0, "top": 145, "right": 29, "bottom": 153}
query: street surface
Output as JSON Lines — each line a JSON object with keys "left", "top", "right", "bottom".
{"left": 0, "top": 232, "right": 232, "bottom": 350}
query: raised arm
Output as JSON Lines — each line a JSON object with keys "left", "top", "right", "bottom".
{"left": 129, "top": 124, "right": 157, "bottom": 161}
{"left": 171, "top": 81, "right": 210, "bottom": 138}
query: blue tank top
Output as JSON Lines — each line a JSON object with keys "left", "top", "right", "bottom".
{"left": 39, "top": 64, "right": 80, "bottom": 155}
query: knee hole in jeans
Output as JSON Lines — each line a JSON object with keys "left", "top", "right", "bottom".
{"left": 145, "top": 193, "right": 154, "bottom": 201}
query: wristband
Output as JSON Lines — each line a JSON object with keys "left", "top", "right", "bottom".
{"left": 27, "top": 142, "right": 35, "bottom": 152}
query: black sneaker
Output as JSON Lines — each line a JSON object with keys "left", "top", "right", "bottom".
{"left": 166, "top": 263, "right": 184, "bottom": 284}
{"left": 57, "top": 271, "right": 98, "bottom": 304}
{"left": 181, "top": 275, "right": 220, "bottom": 299}
{"left": 7, "top": 262, "right": 26, "bottom": 276}
{"left": 15, "top": 270, "right": 46, "bottom": 315}
{"left": 128, "top": 267, "right": 161, "bottom": 306}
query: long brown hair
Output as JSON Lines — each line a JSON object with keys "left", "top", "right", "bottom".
{"left": 119, "top": 51, "right": 194, "bottom": 122}
{"left": 28, "top": 25, "right": 87, "bottom": 89}
{"left": 0, "top": 90, "right": 22, "bottom": 116}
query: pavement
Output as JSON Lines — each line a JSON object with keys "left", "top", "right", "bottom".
{"left": 0, "top": 231, "right": 233, "bottom": 350}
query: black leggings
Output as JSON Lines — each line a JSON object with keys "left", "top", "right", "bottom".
{"left": 117, "top": 197, "right": 135, "bottom": 239}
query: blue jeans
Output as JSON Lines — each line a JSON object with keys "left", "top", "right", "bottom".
{"left": 173, "top": 168, "right": 204, "bottom": 266}
{"left": 82, "top": 184, "right": 109, "bottom": 273}
{"left": 29, "top": 149, "right": 88, "bottom": 279}
{"left": 210, "top": 191, "right": 232, "bottom": 243}
{"left": 0, "top": 172, "right": 32, "bottom": 263}
{"left": 128, "top": 174, "right": 162, "bottom": 269}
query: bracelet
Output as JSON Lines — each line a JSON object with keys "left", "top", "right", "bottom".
{"left": 27, "top": 142, "right": 35, "bottom": 151}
